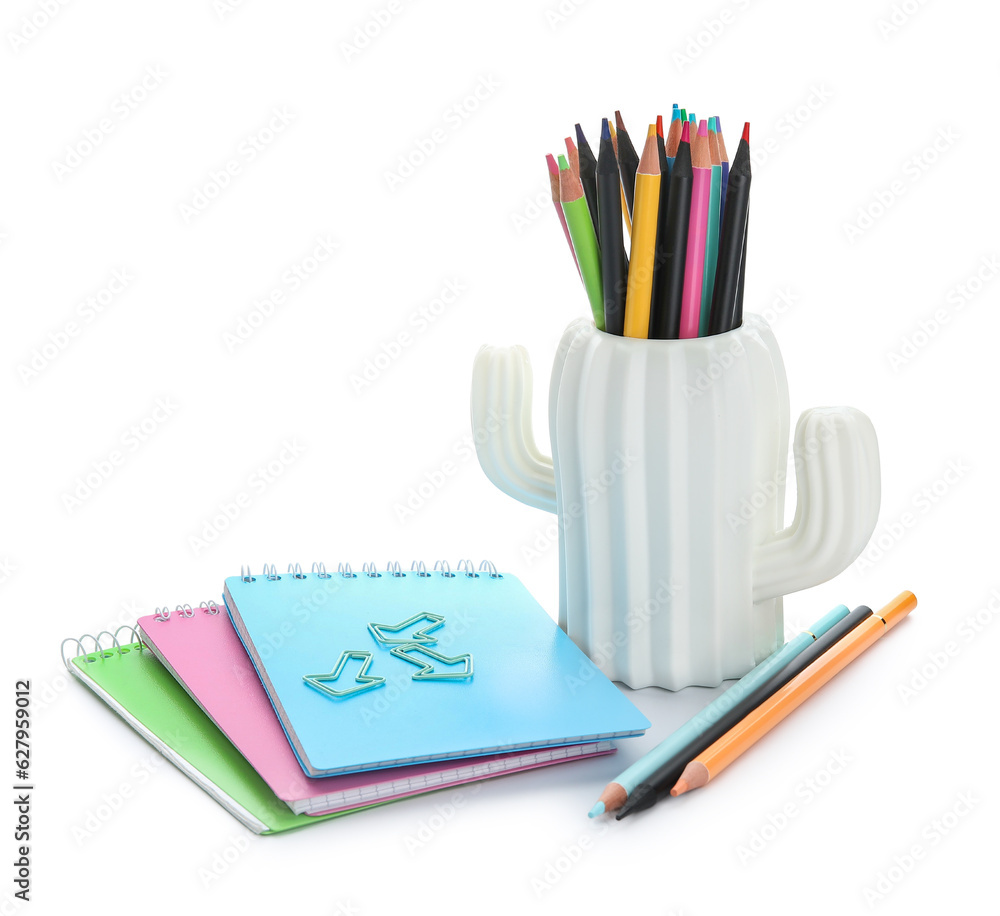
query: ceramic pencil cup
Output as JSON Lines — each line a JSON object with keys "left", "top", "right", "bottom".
{"left": 470, "top": 313, "right": 881, "bottom": 690}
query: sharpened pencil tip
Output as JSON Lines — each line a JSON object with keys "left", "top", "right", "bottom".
{"left": 565, "top": 136, "right": 576, "bottom": 154}
{"left": 670, "top": 779, "right": 689, "bottom": 797}
{"left": 742, "top": 121, "right": 750, "bottom": 142}
{"left": 556, "top": 154, "right": 570, "bottom": 171}
{"left": 614, "top": 110, "right": 626, "bottom": 134}
{"left": 656, "top": 114, "right": 663, "bottom": 137}
{"left": 708, "top": 116, "right": 716, "bottom": 131}
{"left": 588, "top": 801, "right": 605, "bottom": 818}
{"left": 601, "top": 117, "right": 610, "bottom": 140}
{"left": 545, "top": 153, "right": 558, "bottom": 175}
{"left": 698, "top": 119, "right": 708, "bottom": 137}
{"left": 575, "top": 122, "right": 587, "bottom": 146}
{"left": 646, "top": 123, "right": 656, "bottom": 139}
{"left": 681, "top": 120, "right": 690, "bottom": 143}
{"left": 680, "top": 108, "right": 687, "bottom": 121}
{"left": 671, "top": 107, "right": 681, "bottom": 121}
{"left": 715, "top": 116, "right": 722, "bottom": 132}
{"left": 689, "top": 113, "right": 696, "bottom": 125}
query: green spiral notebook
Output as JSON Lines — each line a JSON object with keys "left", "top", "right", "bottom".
{"left": 66, "top": 636, "right": 375, "bottom": 834}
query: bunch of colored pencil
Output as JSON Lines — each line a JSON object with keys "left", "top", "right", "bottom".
{"left": 588, "top": 591, "right": 917, "bottom": 820}
{"left": 546, "top": 108, "right": 750, "bottom": 339}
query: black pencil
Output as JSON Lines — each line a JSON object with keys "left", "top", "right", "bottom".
{"left": 614, "top": 110, "right": 639, "bottom": 220}
{"left": 615, "top": 604, "right": 875, "bottom": 819}
{"left": 648, "top": 120, "right": 692, "bottom": 339}
{"left": 597, "top": 118, "right": 628, "bottom": 336}
{"left": 575, "top": 123, "right": 600, "bottom": 237}
{"left": 707, "top": 122, "right": 751, "bottom": 335}
{"left": 733, "top": 206, "right": 748, "bottom": 329}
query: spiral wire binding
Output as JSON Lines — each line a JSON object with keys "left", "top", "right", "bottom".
{"left": 155, "top": 602, "right": 222, "bottom": 622}
{"left": 234, "top": 561, "right": 497, "bottom": 581}
{"left": 434, "top": 560, "right": 455, "bottom": 577}
{"left": 199, "top": 601, "right": 221, "bottom": 615}
{"left": 60, "top": 626, "right": 145, "bottom": 670}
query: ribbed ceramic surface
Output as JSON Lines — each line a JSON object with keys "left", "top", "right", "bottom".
{"left": 549, "top": 315, "right": 789, "bottom": 689}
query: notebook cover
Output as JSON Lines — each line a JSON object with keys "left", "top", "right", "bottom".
{"left": 224, "top": 567, "right": 650, "bottom": 776}
{"left": 67, "top": 640, "right": 374, "bottom": 833}
{"left": 137, "top": 606, "right": 616, "bottom": 814}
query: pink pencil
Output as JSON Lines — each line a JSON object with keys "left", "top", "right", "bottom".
{"left": 547, "top": 153, "right": 581, "bottom": 280}
{"left": 679, "top": 120, "right": 712, "bottom": 338}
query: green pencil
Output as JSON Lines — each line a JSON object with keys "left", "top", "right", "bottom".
{"left": 701, "top": 117, "right": 722, "bottom": 336}
{"left": 559, "top": 154, "right": 605, "bottom": 331}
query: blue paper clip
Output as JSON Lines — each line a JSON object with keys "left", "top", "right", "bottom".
{"left": 368, "top": 612, "right": 445, "bottom": 647}
{"left": 303, "top": 650, "right": 386, "bottom": 699}
{"left": 390, "top": 645, "right": 473, "bottom": 681}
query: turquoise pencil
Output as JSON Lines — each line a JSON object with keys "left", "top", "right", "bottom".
{"left": 588, "top": 604, "right": 851, "bottom": 817}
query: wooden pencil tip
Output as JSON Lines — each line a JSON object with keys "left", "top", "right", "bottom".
{"left": 670, "top": 778, "right": 689, "bottom": 797}
{"left": 698, "top": 119, "right": 708, "bottom": 137}
{"left": 545, "top": 153, "right": 558, "bottom": 174}
{"left": 646, "top": 123, "right": 656, "bottom": 139}
{"left": 742, "top": 121, "right": 750, "bottom": 142}
{"left": 556, "top": 154, "right": 570, "bottom": 171}
{"left": 715, "top": 116, "right": 722, "bottom": 132}
{"left": 565, "top": 136, "right": 577, "bottom": 153}
{"left": 615, "top": 110, "right": 626, "bottom": 134}
{"left": 638, "top": 131, "right": 659, "bottom": 172}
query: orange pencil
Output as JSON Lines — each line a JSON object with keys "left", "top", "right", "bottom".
{"left": 671, "top": 591, "right": 917, "bottom": 797}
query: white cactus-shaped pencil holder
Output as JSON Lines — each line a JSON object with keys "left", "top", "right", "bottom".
{"left": 470, "top": 314, "right": 881, "bottom": 690}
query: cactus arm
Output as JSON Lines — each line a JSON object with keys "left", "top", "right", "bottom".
{"left": 471, "top": 344, "right": 557, "bottom": 514}
{"left": 752, "top": 407, "right": 880, "bottom": 604}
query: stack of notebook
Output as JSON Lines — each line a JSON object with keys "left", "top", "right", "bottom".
{"left": 65, "top": 561, "right": 650, "bottom": 834}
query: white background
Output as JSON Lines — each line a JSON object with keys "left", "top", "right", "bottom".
{"left": 3, "top": 0, "right": 996, "bottom": 913}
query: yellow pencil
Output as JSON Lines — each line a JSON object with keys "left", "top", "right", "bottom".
{"left": 623, "top": 125, "right": 661, "bottom": 338}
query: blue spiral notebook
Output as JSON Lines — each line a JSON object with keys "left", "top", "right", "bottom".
{"left": 224, "top": 562, "right": 650, "bottom": 777}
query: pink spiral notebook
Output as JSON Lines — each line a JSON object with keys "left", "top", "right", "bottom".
{"left": 137, "top": 603, "right": 614, "bottom": 815}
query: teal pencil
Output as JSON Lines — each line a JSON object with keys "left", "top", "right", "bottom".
{"left": 588, "top": 604, "right": 851, "bottom": 817}
{"left": 700, "top": 117, "right": 722, "bottom": 336}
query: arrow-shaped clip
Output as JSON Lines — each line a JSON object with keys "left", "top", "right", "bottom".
{"left": 368, "top": 612, "right": 445, "bottom": 647}
{"left": 389, "top": 645, "right": 474, "bottom": 681}
{"left": 303, "top": 650, "right": 385, "bottom": 699}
